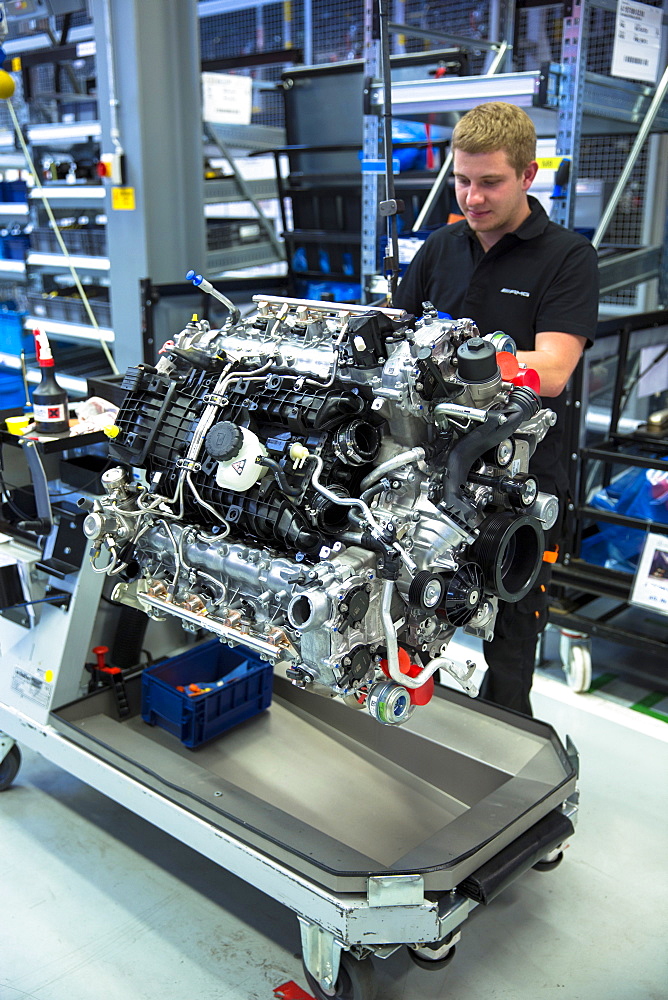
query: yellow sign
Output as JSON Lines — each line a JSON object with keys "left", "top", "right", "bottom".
{"left": 11, "top": 57, "right": 22, "bottom": 72}
{"left": 112, "top": 187, "right": 136, "bottom": 211}
{"left": 536, "top": 156, "right": 570, "bottom": 171}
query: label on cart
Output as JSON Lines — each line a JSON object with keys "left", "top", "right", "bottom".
{"left": 11, "top": 667, "right": 52, "bottom": 708}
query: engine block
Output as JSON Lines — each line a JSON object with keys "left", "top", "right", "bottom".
{"left": 84, "top": 290, "right": 558, "bottom": 726}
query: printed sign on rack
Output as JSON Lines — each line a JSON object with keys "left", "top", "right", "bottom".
{"left": 611, "top": 0, "right": 663, "bottom": 84}
{"left": 630, "top": 531, "right": 668, "bottom": 615}
{"left": 202, "top": 72, "right": 253, "bottom": 125}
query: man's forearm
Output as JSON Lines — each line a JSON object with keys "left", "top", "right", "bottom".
{"left": 517, "top": 332, "right": 588, "bottom": 398}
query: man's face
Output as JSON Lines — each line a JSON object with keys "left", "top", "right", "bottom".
{"left": 453, "top": 148, "right": 537, "bottom": 245}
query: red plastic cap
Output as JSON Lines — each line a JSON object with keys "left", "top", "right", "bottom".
{"left": 33, "top": 327, "right": 55, "bottom": 367}
{"left": 510, "top": 367, "right": 541, "bottom": 392}
{"left": 496, "top": 350, "right": 520, "bottom": 380}
{"left": 379, "top": 648, "right": 435, "bottom": 706}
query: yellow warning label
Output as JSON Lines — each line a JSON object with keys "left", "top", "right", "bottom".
{"left": 11, "top": 57, "right": 22, "bottom": 72}
{"left": 536, "top": 156, "right": 570, "bottom": 171}
{"left": 112, "top": 187, "right": 136, "bottom": 211}
{"left": 44, "top": 670, "right": 54, "bottom": 683}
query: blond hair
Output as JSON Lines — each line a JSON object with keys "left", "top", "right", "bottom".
{"left": 452, "top": 102, "right": 536, "bottom": 175}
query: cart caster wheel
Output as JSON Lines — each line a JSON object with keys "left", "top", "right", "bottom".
{"left": 0, "top": 744, "right": 21, "bottom": 791}
{"left": 533, "top": 850, "right": 564, "bottom": 872}
{"left": 561, "top": 641, "right": 592, "bottom": 693}
{"left": 408, "top": 942, "right": 457, "bottom": 971}
{"left": 302, "top": 953, "right": 376, "bottom": 1000}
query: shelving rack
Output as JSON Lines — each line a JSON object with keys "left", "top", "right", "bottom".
{"left": 0, "top": 2, "right": 289, "bottom": 391}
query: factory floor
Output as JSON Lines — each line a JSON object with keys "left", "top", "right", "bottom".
{"left": 1, "top": 632, "right": 667, "bottom": 1000}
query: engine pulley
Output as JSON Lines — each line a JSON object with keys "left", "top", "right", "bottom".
{"left": 438, "top": 563, "right": 484, "bottom": 626}
{"left": 473, "top": 511, "right": 544, "bottom": 603}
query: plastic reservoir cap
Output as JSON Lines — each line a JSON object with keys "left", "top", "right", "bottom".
{"left": 104, "top": 424, "right": 120, "bottom": 439}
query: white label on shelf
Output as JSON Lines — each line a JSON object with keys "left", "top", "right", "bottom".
{"left": 76, "top": 41, "right": 97, "bottom": 58}
{"left": 202, "top": 72, "right": 252, "bottom": 125}
{"left": 611, "top": 0, "right": 662, "bottom": 84}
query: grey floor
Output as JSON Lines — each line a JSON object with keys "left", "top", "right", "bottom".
{"left": 2, "top": 656, "right": 668, "bottom": 1000}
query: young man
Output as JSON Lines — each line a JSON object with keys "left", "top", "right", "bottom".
{"left": 393, "top": 101, "right": 599, "bottom": 715}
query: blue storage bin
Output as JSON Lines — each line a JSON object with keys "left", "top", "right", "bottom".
{"left": 141, "top": 639, "right": 273, "bottom": 748}
{"left": 0, "top": 371, "right": 29, "bottom": 409}
{"left": 1, "top": 180, "right": 28, "bottom": 203}
{"left": 0, "top": 308, "right": 29, "bottom": 354}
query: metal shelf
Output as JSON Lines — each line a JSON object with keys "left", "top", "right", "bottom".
{"left": 206, "top": 241, "right": 283, "bottom": 274}
{"left": 379, "top": 68, "right": 668, "bottom": 137}
{"left": 26, "top": 252, "right": 110, "bottom": 272}
{"left": 27, "top": 121, "right": 102, "bottom": 144}
{"left": 204, "top": 123, "right": 285, "bottom": 153}
{"left": 0, "top": 203, "right": 28, "bottom": 217}
{"left": 0, "top": 351, "right": 88, "bottom": 394}
{"left": 204, "top": 176, "right": 278, "bottom": 204}
{"left": 30, "top": 186, "right": 106, "bottom": 208}
{"left": 25, "top": 315, "right": 114, "bottom": 344}
{"left": 0, "top": 259, "right": 26, "bottom": 276}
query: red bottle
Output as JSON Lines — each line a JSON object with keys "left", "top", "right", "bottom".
{"left": 32, "top": 328, "right": 69, "bottom": 434}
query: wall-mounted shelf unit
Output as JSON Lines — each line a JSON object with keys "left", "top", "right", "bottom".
{"left": 377, "top": 66, "right": 668, "bottom": 136}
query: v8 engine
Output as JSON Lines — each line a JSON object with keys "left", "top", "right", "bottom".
{"left": 84, "top": 284, "right": 558, "bottom": 726}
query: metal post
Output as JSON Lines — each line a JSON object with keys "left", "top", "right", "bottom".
{"left": 551, "top": 1, "right": 589, "bottom": 229}
{"left": 361, "top": 0, "right": 381, "bottom": 302}
{"left": 90, "top": 0, "right": 206, "bottom": 372}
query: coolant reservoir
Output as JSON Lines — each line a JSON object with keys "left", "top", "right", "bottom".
{"left": 204, "top": 421, "right": 267, "bottom": 491}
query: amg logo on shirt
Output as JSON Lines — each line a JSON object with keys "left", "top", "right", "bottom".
{"left": 501, "top": 287, "right": 530, "bottom": 297}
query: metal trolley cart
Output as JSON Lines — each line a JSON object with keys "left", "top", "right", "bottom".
{"left": 1, "top": 287, "right": 579, "bottom": 998}
{"left": 1, "top": 631, "right": 577, "bottom": 999}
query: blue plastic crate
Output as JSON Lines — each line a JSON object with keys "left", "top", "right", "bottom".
{"left": 0, "top": 371, "right": 29, "bottom": 409}
{"left": 0, "top": 308, "right": 29, "bottom": 354}
{"left": 141, "top": 639, "right": 273, "bottom": 748}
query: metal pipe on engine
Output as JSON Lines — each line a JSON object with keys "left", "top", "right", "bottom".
{"left": 359, "top": 446, "right": 426, "bottom": 491}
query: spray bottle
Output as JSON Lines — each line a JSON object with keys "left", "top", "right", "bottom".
{"left": 32, "top": 327, "right": 69, "bottom": 434}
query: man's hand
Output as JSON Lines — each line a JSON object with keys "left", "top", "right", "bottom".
{"left": 516, "top": 331, "right": 587, "bottom": 397}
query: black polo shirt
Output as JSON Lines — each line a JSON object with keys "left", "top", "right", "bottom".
{"left": 393, "top": 196, "right": 599, "bottom": 494}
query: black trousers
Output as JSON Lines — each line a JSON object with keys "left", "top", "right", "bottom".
{"left": 479, "top": 633, "right": 540, "bottom": 716}
{"left": 478, "top": 522, "right": 561, "bottom": 717}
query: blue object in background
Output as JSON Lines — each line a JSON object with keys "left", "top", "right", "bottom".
{"left": 318, "top": 248, "right": 331, "bottom": 274}
{"left": 296, "top": 280, "right": 361, "bottom": 302}
{"left": 0, "top": 371, "right": 30, "bottom": 410}
{"left": 292, "top": 247, "right": 308, "bottom": 273}
{"left": 581, "top": 462, "right": 668, "bottom": 573}
{"left": 392, "top": 119, "right": 429, "bottom": 171}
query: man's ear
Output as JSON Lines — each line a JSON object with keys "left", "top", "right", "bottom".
{"left": 523, "top": 160, "right": 539, "bottom": 190}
